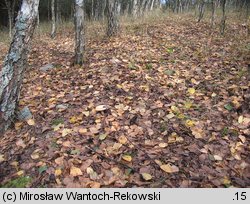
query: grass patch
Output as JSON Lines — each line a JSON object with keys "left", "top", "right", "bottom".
{"left": 1, "top": 176, "right": 32, "bottom": 188}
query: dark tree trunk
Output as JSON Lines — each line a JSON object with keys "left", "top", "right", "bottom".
{"left": 4, "top": 0, "right": 16, "bottom": 38}
{"left": 74, "top": 0, "right": 85, "bottom": 65}
{"left": 197, "top": 0, "right": 205, "bottom": 23}
{"left": 211, "top": 0, "right": 215, "bottom": 27}
{"left": 220, "top": 0, "right": 226, "bottom": 35}
{"left": 107, "top": 0, "right": 119, "bottom": 37}
{"left": 0, "top": 0, "right": 40, "bottom": 135}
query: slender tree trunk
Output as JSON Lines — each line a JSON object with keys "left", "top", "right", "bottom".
{"left": 211, "top": 0, "right": 215, "bottom": 27}
{"left": 107, "top": 0, "right": 119, "bottom": 37}
{"left": 74, "top": 0, "right": 85, "bottom": 65}
{"left": 56, "top": 0, "right": 62, "bottom": 24}
{"left": 220, "top": 0, "right": 226, "bottom": 35}
{"left": 51, "top": 0, "right": 56, "bottom": 38}
{"left": 197, "top": 0, "right": 205, "bottom": 23}
{"left": 0, "top": 0, "right": 40, "bottom": 135}
{"left": 91, "top": 0, "right": 94, "bottom": 20}
{"left": 150, "top": 0, "right": 155, "bottom": 11}
{"left": 132, "top": 0, "right": 139, "bottom": 18}
{"left": 4, "top": 0, "right": 13, "bottom": 38}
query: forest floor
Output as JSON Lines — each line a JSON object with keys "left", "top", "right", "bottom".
{"left": 0, "top": 15, "right": 249, "bottom": 188}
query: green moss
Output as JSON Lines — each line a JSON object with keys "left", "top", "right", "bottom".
{"left": 1, "top": 176, "right": 32, "bottom": 188}
{"left": 51, "top": 118, "right": 64, "bottom": 126}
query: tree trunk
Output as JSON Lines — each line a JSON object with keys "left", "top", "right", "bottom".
{"left": 91, "top": 0, "right": 94, "bottom": 20}
{"left": 107, "top": 0, "right": 119, "bottom": 37}
{"left": 56, "top": 0, "right": 62, "bottom": 24}
{"left": 0, "top": 0, "right": 40, "bottom": 135}
{"left": 51, "top": 0, "right": 56, "bottom": 38}
{"left": 74, "top": 0, "right": 85, "bottom": 65}
{"left": 197, "top": 0, "right": 205, "bottom": 23}
{"left": 132, "top": 0, "right": 139, "bottom": 18}
{"left": 150, "top": 0, "right": 155, "bottom": 11}
{"left": 220, "top": 0, "right": 226, "bottom": 35}
{"left": 4, "top": 0, "right": 13, "bottom": 38}
{"left": 211, "top": 0, "right": 215, "bottom": 27}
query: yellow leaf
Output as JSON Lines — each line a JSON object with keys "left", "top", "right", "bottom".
{"left": 184, "top": 101, "right": 193, "bottom": 109}
{"left": 222, "top": 177, "right": 231, "bottom": 186}
{"left": 15, "top": 122, "right": 23, "bottom": 130}
{"left": 70, "top": 166, "right": 83, "bottom": 177}
{"left": 188, "top": 88, "right": 196, "bottom": 95}
{"left": 55, "top": 169, "right": 62, "bottom": 176}
{"left": 0, "top": 154, "right": 6, "bottom": 163}
{"left": 160, "top": 164, "right": 179, "bottom": 173}
{"left": 238, "top": 116, "right": 244, "bottom": 124}
{"left": 185, "top": 120, "right": 195, "bottom": 127}
{"left": 141, "top": 173, "right": 152, "bottom": 181}
{"left": 48, "top": 97, "right": 57, "bottom": 104}
{"left": 17, "top": 170, "right": 24, "bottom": 176}
{"left": 118, "top": 136, "right": 127, "bottom": 144}
{"left": 122, "top": 155, "right": 132, "bottom": 162}
{"left": 99, "top": 134, "right": 107, "bottom": 140}
{"left": 62, "top": 128, "right": 72, "bottom": 137}
{"left": 171, "top": 105, "right": 179, "bottom": 113}
{"left": 70, "top": 116, "right": 78, "bottom": 124}
{"left": 27, "top": 119, "right": 35, "bottom": 126}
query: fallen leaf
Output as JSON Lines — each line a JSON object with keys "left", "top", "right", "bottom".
{"left": 17, "top": 170, "right": 24, "bottom": 176}
{"left": 16, "top": 139, "right": 26, "bottom": 148}
{"left": 141, "top": 173, "right": 152, "bottom": 181}
{"left": 118, "top": 136, "right": 128, "bottom": 144}
{"left": 62, "top": 128, "right": 72, "bottom": 137}
{"left": 159, "top": 143, "right": 168, "bottom": 148}
{"left": 70, "top": 166, "right": 83, "bottom": 177}
{"left": 0, "top": 154, "right": 6, "bottom": 163}
{"left": 238, "top": 116, "right": 244, "bottom": 124}
{"left": 55, "top": 169, "right": 62, "bottom": 176}
{"left": 27, "top": 119, "right": 35, "bottom": 126}
{"left": 188, "top": 88, "right": 196, "bottom": 95}
{"left": 96, "top": 105, "right": 109, "bottom": 112}
{"left": 214, "top": 155, "right": 223, "bottom": 161}
{"left": 62, "top": 141, "right": 71, "bottom": 147}
{"left": 99, "top": 134, "right": 107, "bottom": 140}
{"left": 122, "top": 155, "right": 132, "bottom": 162}
{"left": 55, "top": 157, "right": 64, "bottom": 166}
{"left": 160, "top": 164, "right": 179, "bottom": 173}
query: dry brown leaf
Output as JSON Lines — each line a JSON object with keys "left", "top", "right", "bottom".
{"left": 160, "top": 164, "right": 179, "bottom": 173}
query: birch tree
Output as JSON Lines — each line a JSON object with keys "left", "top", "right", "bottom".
{"left": 0, "top": 0, "right": 40, "bottom": 134}
{"left": 74, "top": 0, "right": 85, "bottom": 65}
{"left": 51, "top": 0, "right": 56, "bottom": 38}
{"left": 107, "top": 0, "right": 119, "bottom": 37}
{"left": 132, "top": 0, "right": 139, "bottom": 18}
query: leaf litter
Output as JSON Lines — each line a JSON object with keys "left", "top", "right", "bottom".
{"left": 0, "top": 17, "right": 249, "bottom": 188}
